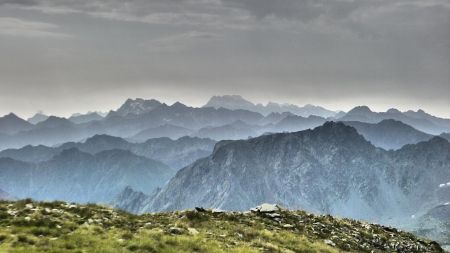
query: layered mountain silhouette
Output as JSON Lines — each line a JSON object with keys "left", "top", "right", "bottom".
{"left": 1, "top": 98, "right": 449, "bottom": 150}
{"left": 0, "top": 148, "right": 173, "bottom": 203}
{"left": 343, "top": 119, "right": 433, "bottom": 150}
{"left": 0, "top": 134, "right": 216, "bottom": 170}
{"left": 120, "top": 122, "right": 449, "bottom": 229}
{"left": 338, "top": 106, "right": 450, "bottom": 135}
{"left": 203, "top": 95, "right": 339, "bottom": 118}
{"left": 0, "top": 100, "right": 264, "bottom": 150}
{"left": 0, "top": 113, "right": 33, "bottom": 135}
{"left": 69, "top": 112, "right": 104, "bottom": 124}
{"left": 130, "top": 124, "right": 193, "bottom": 142}
{"left": 27, "top": 112, "right": 49, "bottom": 124}
{"left": 193, "top": 120, "right": 259, "bottom": 140}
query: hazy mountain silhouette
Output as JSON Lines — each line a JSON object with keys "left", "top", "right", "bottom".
{"left": 204, "top": 95, "right": 338, "bottom": 117}
{"left": 0, "top": 134, "right": 216, "bottom": 170}
{"left": 130, "top": 124, "right": 193, "bottom": 142}
{"left": 114, "top": 98, "right": 163, "bottom": 117}
{"left": 267, "top": 115, "right": 327, "bottom": 133}
{"left": 193, "top": 120, "right": 259, "bottom": 140}
{"left": 69, "top": 112, "right": 104, "bottom": 124}
{"left": 27, "top": 112, "right": 49, "bottom": 124}
{"left": 0, "top": 148, "right": 173, "bottom": 203}
{"left": 343, "top": 119, "right": 433, "bottom": 150}
{"left": 0, "top": 113, "right": 33, "bottom": 135}
{"left": 339, "top": 106, "right": 450, "bottom": 135}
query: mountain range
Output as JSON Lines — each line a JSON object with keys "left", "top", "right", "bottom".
{"left": 342, "top": 119, "right": 434, "bottom": 150}
{"left": 0, "top": 134, "right": 216, "bottom": 170}
{"left": 338, "top": 106, "right": 450, "bottom": 135}
{"left": 0, "top": 113, "right": 33, "bottom": 135}
{"left": 0, "top": 148, "right": 173, "bottom": 204}
{"left": 1, "top": 97, "right": 449, "bottom": 151}
{"left": 203, "top": 95, "right": 340, "bottom": 117}
{"left": 117, "top": 122, "right": 449, "bottom": 230}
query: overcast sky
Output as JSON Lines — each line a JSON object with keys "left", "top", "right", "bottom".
{"left": 0, "top": 0, "right": 449, "bottom": 118}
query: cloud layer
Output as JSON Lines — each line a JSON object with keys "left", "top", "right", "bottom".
{"left": 0, "top": 0, "right": 449, "bottom": 117}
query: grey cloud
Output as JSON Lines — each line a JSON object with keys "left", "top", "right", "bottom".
{"left": 0, "top": 0, "right": 449, "bottom": 118}
{"left": 0, "top": 0, "right": 37, "bottom": 6}
{"left": 0, "top": 17, "right": 70, "bottom": 38}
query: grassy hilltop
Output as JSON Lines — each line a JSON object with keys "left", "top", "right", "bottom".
{"left": 0, "top": 200, "right": 444, "bottom": 253}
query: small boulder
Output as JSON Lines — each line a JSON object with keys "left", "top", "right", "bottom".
{"left": 169, "top": 227, "right": 184, "bottom": 235}
{"left": 195, "top": 207, "right": 207, "bottom": 212}
{"left": 324, "top": 239, "right": 336, "bottom": 247}
{"left": 251, "top": 203, "right": 282, "bottom": 213}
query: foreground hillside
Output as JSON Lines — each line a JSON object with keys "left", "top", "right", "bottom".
{"left": 0, "top": 200, "right": 443, "bottom": 253}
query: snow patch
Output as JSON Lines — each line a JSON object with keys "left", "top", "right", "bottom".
{"left": 439, "top": 182, "right": 450, "bottom": 188}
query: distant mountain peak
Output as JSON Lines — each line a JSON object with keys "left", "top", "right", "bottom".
{"left": 84, "top": 134, "right": 129, "bottom": 147}
{"left": 28, "top": 112, "right": 49, "bottom": 124}
{"left": 116, "top": 98, "right": 162, "bottom": 116}
{"left": 0, "top": 112, "right": 33, "bottom": 135}
{"left": 85, "top": 134, "right": 125, "bottom": 143}
{"left": 386, "top": 108, "right": 401, "bottom": 114}
{"left": 5, "top": 113, "right": 19, "bottom": 118}
{"left": 36, "top": 116, "right": 73, "bottom": 128}
{"left": 171, "top": 102, "right": 188, "bottom": 109}
{"left": 347, "top": 106, "right": 373, "bottom": 114}
{"left": 204, "top": 95, "right": 255, "bottom": 110}
{"left": 68, "top": 112, "right": 104, "bottom": 124}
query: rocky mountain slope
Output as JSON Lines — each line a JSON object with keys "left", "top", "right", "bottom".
{"left": 410, "top": 203, "right": 450, "bottom": 251}
{"left": 134, "top": 122, "right": 449, "bottom": 226}
{"left": 0, "top": 148, "right": 173, "bottom": 203}
{"left": 0, "top": 200, "right": 443, "bottom": 252}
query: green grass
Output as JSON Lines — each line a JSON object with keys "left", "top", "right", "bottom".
{"left": 0, "top": 199, "right": 443, "bottom": 253}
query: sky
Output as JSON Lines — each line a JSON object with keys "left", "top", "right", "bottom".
{"left": 0, "top": 0, "right": 449, "bottom": 118}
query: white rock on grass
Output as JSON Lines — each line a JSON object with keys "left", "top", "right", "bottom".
{"left": 252, "top": 203, "right": 282, "bottom": 213}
